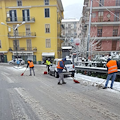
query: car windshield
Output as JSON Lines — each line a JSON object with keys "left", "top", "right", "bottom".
{"left": 64, "top": 60, "right": 72, "bottom": 64}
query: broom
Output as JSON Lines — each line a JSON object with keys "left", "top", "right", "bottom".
{"left": 21, "top": 68, "right": 27, "bottom": 76}
{"left": 97, "top": 79, "right": 106, "bottom": 89}
{"left": 72, "top": 77, "right": 80, "bottom": 83}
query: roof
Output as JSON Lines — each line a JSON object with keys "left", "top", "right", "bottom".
{"left": 62, "top": 18, "right": 79, "bottom": 23}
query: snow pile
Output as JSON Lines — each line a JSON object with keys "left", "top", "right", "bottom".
{"left": 73, "top": 73, "right": 120, "bottom": 92}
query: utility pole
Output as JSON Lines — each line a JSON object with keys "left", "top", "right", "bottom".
{"left": 86, "top": 0, "right": 93, "bottom": 61}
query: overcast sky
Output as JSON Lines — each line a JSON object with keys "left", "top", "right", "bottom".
{"left": 61, "top": 0, "right": 84, "bottom": 19}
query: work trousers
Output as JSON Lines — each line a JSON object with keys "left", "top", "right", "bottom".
{"left": 105, "top": 72, "right": 116, "bottom": 88}
{"left": 47, "top": 65, "right": 50, "bottom": 72}
{"left": 30, "top": 67, "right": 35, "bottom": 76}
{"left": 58, "top": 73, "right": 65, "bottom": 83}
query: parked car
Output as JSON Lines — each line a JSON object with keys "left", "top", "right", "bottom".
{"left": 49, "top": 59, "right": 75, "bottom": 78}
{"left": 9, "top": 59, "right": 25, "bottom": 65}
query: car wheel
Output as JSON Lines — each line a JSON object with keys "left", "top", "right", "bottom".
{"left": 54, "top": 71, "right": 59, "bottom": 78}
{"left": 71, "top": 73, "right": 75, "bottom": 77}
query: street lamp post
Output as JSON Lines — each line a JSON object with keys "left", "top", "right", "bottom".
{"left": 86, "top": 0, "right": 93, "bottom": 61}
{"left": 1, "top": 21, "right": 25, "bottom": 66}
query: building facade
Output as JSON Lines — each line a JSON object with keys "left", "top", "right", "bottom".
{"left": 0, "top": 0, "right": 64, "bottom": 63}
{"left": 82, "top": 0, "right": 120, "bottom": 57}
{"left": 61, "top": 18, "right": 79, "bottom": 57}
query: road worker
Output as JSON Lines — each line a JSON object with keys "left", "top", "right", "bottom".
{"left": 103, "top": 58, "right": 119, "bottom": 89}
{"left": 57, "top": 58, "right": 67, "bottom": 85}
{"left": 27, "top": 60, "right": 35, "bottom": 76}
{"left": 45, "top": 58, "right": 51, "bottom": 73}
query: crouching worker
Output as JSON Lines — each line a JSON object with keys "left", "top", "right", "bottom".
{"left": 27, "top": 60, "right": 35, "bottom": 76}
{"left": 57, "top": 58, "right": 67, "bottom": 85}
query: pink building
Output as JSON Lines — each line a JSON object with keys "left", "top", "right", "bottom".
{"left": 83, "top": 0, "right": 120, "bottom": 55}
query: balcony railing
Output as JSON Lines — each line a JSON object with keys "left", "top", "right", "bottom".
{"left": 6, "top": 17, "right": 35, "bottom": 23}
{"left": 8, "top": 32, "right": 36, "bottom": 38}
{"left": 9, "top": 47, "right": 37, "bottom": 52}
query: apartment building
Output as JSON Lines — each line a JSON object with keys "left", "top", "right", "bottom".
{"left": 61, "top": 18, "right": 79, "bottom": 57}
{"left": 82, "top": 0, "right": 120, "bottom": 57}
{"left": 0, "top": 0, "right": 63, "bottom": 63}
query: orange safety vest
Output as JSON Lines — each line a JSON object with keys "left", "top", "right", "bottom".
{"left": 28, "top": 61, "right": 34, "bottom": 68}
{"left": 57, "top": 60, "right": 64, "bottom": 69}
{"left": 106, "top": 60, "right": 118, "bottom": 74}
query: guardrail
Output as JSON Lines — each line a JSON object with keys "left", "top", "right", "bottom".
{"left": 75, "top": 66, "right": 120, "bottom": 75}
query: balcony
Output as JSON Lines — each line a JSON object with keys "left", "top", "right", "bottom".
{"left": 85, "top": 19, "right": 120, "bottom": 26}
{"left": 6, "top": 17, "right": 35, "bottom": 23}
{"left": 90, "top": 35, "right": 120, "bottom": 40}
{"left": 8, "top": 32, "right": 36, "bottom": 38}
{"left": 9, "top": 47, "right": 37, "bottom": 52}
{"left": 87, "top": 5, "right": 120, "bottom": 11}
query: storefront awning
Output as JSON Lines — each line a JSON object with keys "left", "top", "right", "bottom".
{"left": 0, "top": 51, "right": 8, "bottom": 53}
{"left": 42, "top": 52, "right": 55, "bottom": 57}
{"left": 62, "top": 46, "right": 72, "bottom": 49}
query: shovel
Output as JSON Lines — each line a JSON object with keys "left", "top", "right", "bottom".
{"left": 21, "top": 68, "right": 27, "bottom": 76}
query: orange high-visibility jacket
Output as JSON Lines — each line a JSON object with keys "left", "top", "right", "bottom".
{"left": 28, "top": 61, "right": 34, "bottom": 68}
{"left": 57, "top": 60, "right": 64, "bottom": 69}
{"left": 106, "top": 60, "right": 118, "bottom": 74}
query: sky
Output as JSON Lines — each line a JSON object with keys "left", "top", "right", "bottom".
{"left": 61, "top": 0, "right": 84, "bottom": 19}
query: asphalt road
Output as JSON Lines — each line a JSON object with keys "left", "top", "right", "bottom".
{"left": 0, "top": 64, "right": 120, "bottom": 120}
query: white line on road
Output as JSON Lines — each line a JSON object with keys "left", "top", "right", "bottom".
{"left": 14, "top": 87, "right": 62, "bottom": 120}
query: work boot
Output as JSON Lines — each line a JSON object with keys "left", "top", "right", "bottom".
{"left": 103, "top": 87, "right": 107, "bottom": 89}
{"left": 62, "top": 82, "right": 66, "bottom": 84}
{"left": 58, "top": 82, "right": 62, "bottom": 85}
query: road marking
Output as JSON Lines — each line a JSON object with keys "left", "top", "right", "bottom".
{"left": 1, "top": 72, "right": 14, "bottom": 83}
{"left": 14, "top": 87, "right": 62, "bottom": 120}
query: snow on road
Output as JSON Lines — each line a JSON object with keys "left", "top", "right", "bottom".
{"left": 73, "top": 73, "right": 120, "bottom": 92}
{"left": 6, "top": 66, "right": 120, "bottom": 92}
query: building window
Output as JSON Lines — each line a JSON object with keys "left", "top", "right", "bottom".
{"left": 112, "top": 40, "right": 117, "bottom": 50}
{"left": 113, "top": 29, "right": 118, "bottom": 36}
{"left": 99, "top": 0, "right": 104, "bottom": 6}
{"left": 0, "top": 40, "right": 1, "bottom": 48}
{"left": 26, "top": 25, "right": 31, "bottom": 36}
{"left": 13, "top": 40, "right": 19, "bottom": 51}
{"left": 22, "top": 9, "right": 30, "bottom": 21}
{"left": 97, "top": 29, "right": 102, "bottom": 37}
{"left": 13, "top": 25, "right": 18, "bottom": 36}
{"left": 45, "top": 24, "right": 50, "bottom": 33}
{"left": 17, "top": 0, "right": 22, "bottom": 6}
{"left": 92, "top": 13, "right": 96, "bottom": 18}
{"left": 9, "top": 10, "right": 17, "bottom": 21}
{"left": 98, "top": 11, "right": 103, "bottom": 22}
{"left": 114, "top": 12, "right": 119, "bottom": 21}
{"left": 26, "top": 39, "right": 32, "bottom": 50}
{"left": 46, "top": 39, "right": 51, "bottom": 48}
{"left": 116, "top": 0, "right": 120, "bottom": 6}
{"left": 68, "top": 24, "right": 71, "bottom": 28}
{"left": 45, "top": 8, "right": 50, "bottom": 18}
{"left": 44, "top": 0, "right": 49, "bottom": 5}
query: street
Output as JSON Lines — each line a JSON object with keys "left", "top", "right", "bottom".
{"left": 0, "top": 65, "right": 120, "bottom": 120}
